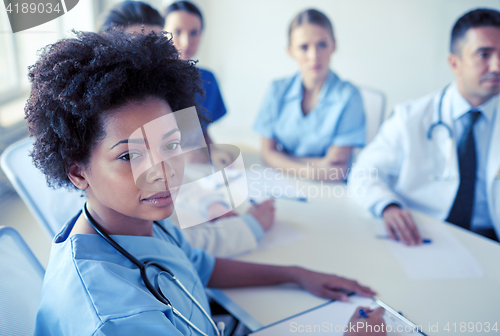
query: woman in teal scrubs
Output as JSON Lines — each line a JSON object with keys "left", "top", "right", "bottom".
{"left": 29, "top": 30, "right": 383, "bottom": 335}
{"left": 254, "top": 9, "right": 366, "bottom": 181}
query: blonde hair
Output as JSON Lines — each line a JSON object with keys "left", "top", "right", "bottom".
{"left": 288, "top": 9, "right": 334, "bottom": 44}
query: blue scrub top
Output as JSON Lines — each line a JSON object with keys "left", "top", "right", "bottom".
{"left": 34, "top": 212, "right": 216, "bottom": 336}
{"left": 199, "top": 68, "right": 227, "bottom": 129}
{"left": 253, "top": 70, "right": 366, "bottom": 157}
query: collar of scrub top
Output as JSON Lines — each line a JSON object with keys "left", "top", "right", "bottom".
{"left": 449, "top": 81, "right": 498, "bottom": 123}
{"left": 82, "top": 203, "right": 221, "bottom": 336}
{"left": 283, "top": 69, "right": 337, "bottom": 105}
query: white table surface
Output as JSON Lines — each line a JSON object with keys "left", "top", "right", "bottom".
{"left": 209, "top": 152, "right": 500, "bottom": 335}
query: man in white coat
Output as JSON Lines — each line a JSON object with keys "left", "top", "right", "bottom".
{"left": 349, "top": 8, "right": 500, "bottom": 244}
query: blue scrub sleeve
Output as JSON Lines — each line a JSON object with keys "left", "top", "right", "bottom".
{"left": 200, "top": 70, "right": 227, "bottom": 129}
{"left": 159, "top": 220, "right": 216, "bottom": 286}
{"left": 331, "top": 89, "right": 366, "bottom": 147}
{"left": 94, "top": 311, "right": 184, "bottom": 336}
{"left": 253, "top": 83, "right": 278, "bottom": 139}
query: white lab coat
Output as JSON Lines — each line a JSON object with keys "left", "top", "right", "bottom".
{"left": 173, "top": 169, "right": 262, "bottom": 258}
{"left": 349, "top": 88, "right": 500, "bottom": 236}
{"left": 178, "top": 216, "right": 259, "bottom": 258}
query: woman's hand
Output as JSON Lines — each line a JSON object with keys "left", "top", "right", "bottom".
{"left": 247, "top": 199, "right": 275, "bottom": 231}
{"left": 261, "top": 138, "right": 350, "bottom": 181}
{"left": 344, "top": 307, "right": 387, "bottom": 336}
{"left": 208, "top": 262, "right": 378, "bottom": 299}
{"left": 311, "top": 157, "right": 349, "bottom": 181}
{"left": 294, "top": 268, "right": 376, "bottom": 301}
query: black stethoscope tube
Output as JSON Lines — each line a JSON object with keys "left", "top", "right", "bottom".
{"left": 82, "top": 203, "right": 221, "bottom": 336}
{"left": 83, "top": 204, "right": 175, "bottom": 305}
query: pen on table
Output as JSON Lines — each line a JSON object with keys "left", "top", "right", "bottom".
{"left": 279, "top": 196, "right": 308, "bottom": 202}
{"left": 376, "top": 235, "right": 432, "bottom": 244}
{"left": 249, "top": 196, "right": 308, "bottom": 204}
{"left": 358, "top": 309, "right": 369, "bottom": 318}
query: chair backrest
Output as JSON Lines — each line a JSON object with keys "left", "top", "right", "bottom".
{"left": 0, "top": 226, "right": 45, "bottom": 336}
{"left": 351, "top": 87, "right": 386, "bottom": 163}
{"left": 359, "top": 86, "right": 386, "bottom": 145}
{"left": 0, "top": 138, "right": 85, "bottom": 237}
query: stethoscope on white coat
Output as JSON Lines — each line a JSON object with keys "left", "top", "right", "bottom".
{"left": 427, "top": 84, "right": 456, "bottom": 181}
{"left": 83, "top": 203, "right": 223, "bottom": 336}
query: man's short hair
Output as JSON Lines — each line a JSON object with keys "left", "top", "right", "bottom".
{"left": 451, "top": 8, "right": 500, "bottom": 54}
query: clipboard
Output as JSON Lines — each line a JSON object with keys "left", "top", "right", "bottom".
{"left": 249, "top": 295, "right": 428, "bottom": 335}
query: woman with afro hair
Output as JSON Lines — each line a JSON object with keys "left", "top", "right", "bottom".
{"left": 28, "top": 30, "right": 384, "bottom": 335}
{"left": 94, "top": 0, "right": 277, "bottom": 259}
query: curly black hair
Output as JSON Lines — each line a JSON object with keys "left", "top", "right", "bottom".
{"left": 26, "top": 30, "right": 206, "bottom": 189}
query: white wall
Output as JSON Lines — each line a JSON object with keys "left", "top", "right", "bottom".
{"left": 191, "top": 0, "right": 500, "bottom": 148}
{"left": 0, "top": 1, "right": 94, "bottom": 126}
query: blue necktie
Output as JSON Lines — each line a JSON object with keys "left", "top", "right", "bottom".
{"left": 446, "top": 110, "right": 481, "bottom": 230}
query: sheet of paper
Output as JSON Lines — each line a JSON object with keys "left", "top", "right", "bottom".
{"left": 374, "top": 215, "right": 484, "bottom": 279}
{"left": 255, "top": 221, "right": 306, "bottom": 252}
{"left": 250, "top": 296, "right": 417, "bottom": 335}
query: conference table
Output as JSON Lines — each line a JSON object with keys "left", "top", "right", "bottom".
{"left": 208, "top": 151, "right": 500, "bottom": 335}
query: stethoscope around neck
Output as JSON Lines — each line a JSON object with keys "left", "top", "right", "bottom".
{"left": 426, "top": 84, "right": 456, "bottom": 181}
{"left": 427, "top": 84, "right": 453, "bottom": 140}
{"left": 82, "top": 203, "right": 222, "bottom": 336}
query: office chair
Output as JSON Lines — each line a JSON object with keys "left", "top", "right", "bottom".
{"left": 359, "top": 86, "right": 386, "bottom": 145}
{"left": 351, "top": 87, "right": 387, "bottom": 163}
{"left": 0, "top": 226, "right": 45, "bottom": 336}
{"left": 1, "top": 138, "right": 85, "bottom": 238}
